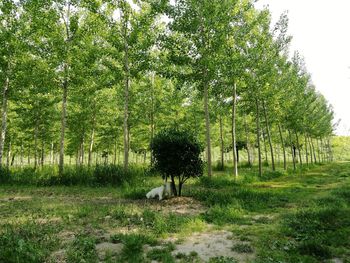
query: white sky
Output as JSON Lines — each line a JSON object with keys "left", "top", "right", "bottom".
{"left": 255, "top": 0, "right": 350, "bottom": 136}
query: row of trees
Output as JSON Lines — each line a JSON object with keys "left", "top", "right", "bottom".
{"left": 0, "top": 0, "right": 334, "bottom": 177}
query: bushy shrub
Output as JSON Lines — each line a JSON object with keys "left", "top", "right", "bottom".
{"left": 151, "top": 129, "right": 203, "bottom": 196}
{"left": 0, "top": 166, "right": 11, "bottom": 183}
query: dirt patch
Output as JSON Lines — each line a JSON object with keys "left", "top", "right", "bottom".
{"left": 170, "top": 230, "right": 255, "bottom": 262}
{"left": 96, "top": 242, "right": 123, "bottom": 260}
{"left": 149, "top": 197, "right": 206, "bottom": 216}
{"left": 50, "top": 249, "right": 67, "bottom": 263}
{"left": 0, "top": 196, "right": 32, "bottom": 202}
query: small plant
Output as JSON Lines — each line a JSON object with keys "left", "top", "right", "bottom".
{"left": 231, "top": 243, "right": 254, "bottom": 253}
{"left": 66, "top": 233, "right": 98, "bottom": 263}
{"left": 151, "top": 128, "right": 203, "bottom": 196}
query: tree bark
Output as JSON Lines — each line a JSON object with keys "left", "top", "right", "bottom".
{"left": 6, "top": 141, "right": 11, "bottom": 168}
{"left": 278, "top": 124, "right": 286, "bottom": 170}
{"left": 310, "top": 137, "right": 317, "bottom": 163}
{"left": 244, "top": 115, "right": 252, "bottom": 166}
{"left": 231, "top": 83, "right": 238, "bottom": 178}
{"left": 150, "top": 72, "right": 155, "bottom": 166}
{"left": 0, "top": 76, "right": 9, "bottom": 166}
{"left": 41, "top": 139, "right": 45, "bottom": 167}
{"left": 88, "top": 119, "right": 95, "bottom": 167}
{"left": 262, "top": 101, "right": 275, "bottom": 171}
{"left": 219, "top": 114, "right": 224, "bottom": 170}
{"left": 59, "top": 74, "right": 68, "bottom": 175}
{"left": 203, "top": 81, "right": 212, "bottom": 177}
{"left": 122, "top": 11, "right": 130, "bottom": 172}
{"left": 295, "top": 131, "right": 302, "bottom": 167}
{"left": 304, "top": 135, "right": 309, "bottom": 166}
{"left": 288, "top": 129, "right": 296, "bottom": 171}
{"left": 255, "top": 99, "right": 262, "bottom": 177}
{"left": 20, "top": 142, "right": 24, "bottom": 168}
{"left": 50, "top": 142, "right": 54, "bottom": 166}
{"left": 34, "top": 123, "right": 38, "bottom": 169}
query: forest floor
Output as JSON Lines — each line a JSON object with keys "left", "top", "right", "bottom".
{"left": 0, "top": 162, "right": 350, "bottom": 262}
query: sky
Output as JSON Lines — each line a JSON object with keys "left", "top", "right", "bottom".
{"left": 255, "top": 0, "right": 350, "bottom": 136}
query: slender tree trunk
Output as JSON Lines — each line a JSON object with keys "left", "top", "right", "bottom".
{"left": 88, "top": 121, "right": 95, "bottom": 167}
{"left": 150, "top": 72, "right": 155, "bottom": 166}
{"left": 28, "top": 147, "right": 31, "bottom": 165}
{"left": 20, "top": 142, "right": 24, "bottom": 168}
{"left": 278, "top": 124, "right": 287, "bottom": 170}
{"left": 307, "top": 135, "right": 313, "bottom": 164}
{"left": 328, "top": 138, "right": 333, "bottom": 162}
{"left": 6, "top": 141, "right": 11, "bottom": 168}
{"left": 11, "top": 151, "right": 15, "bottom": 166}
{"left": 219, "top": 115, "right": 224, "bottom": 170}
{"left": 262, "top": 128, "right": 268, "bottom": 164}
{"left": 255, "top": 99, "right": 262, "bottom": 177}
{"left": 262, "top": 101, "right": 275, "bottom": 171}
{"left": 295, "top": 131, "right": 302, "bottom": 167}
{"left": 122, "top": 13, "right": 130, "bottom": 172}
{"left": 203, "top": 81, "right": 212, "bottom": 177}
{"left": 59, "top": 76, "right": 68, "bottom": 175}
{"left": 304, "top": 135, "right": 309, "bottom": 166}
{"left": 310, "top": 137, "right": 317, "bottom": 163}
{"left": 316, "top": 139, "right": 321, "bottom": 163}
{"left": 80, "top": 137, "right": 85, "bottom": 165}
{"left": 288, "top": 129, "right": 296, "bottom": 171}
{"left": 113, "top": 138, "right": 117, "bottom": 165}
{"left": 232, "top": 83, "right": 238, "bottom": 178}
{"left": 50, "top": 142, "right": 54, "bottom": 166}
{"left": 41, "top": 139, "right": 45, "bottom": 167}
{"left": 0, "top": 76, "right": 9, "bottom": 166}
{"left": 34, "top": 124, "right": 38, "bottom": 169}
{"left": 244, "top": 115, "right": 252, "bottom": 166}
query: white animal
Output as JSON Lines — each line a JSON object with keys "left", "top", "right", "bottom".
{"left": 146, "top": 182, "right": 172, "bottom": 200}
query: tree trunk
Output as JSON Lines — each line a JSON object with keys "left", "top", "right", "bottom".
{"left": 244, "top": 115, "right": 252, "bottom": 167}
{"left": 262, "top": 101, "right": 275, "bottom": 171}
{"left": 50, "top": 142, "right": 54, "bottom": 166}
{"left": 114, "top": 138, "right": 117, "bottom": 165}
{"left": 88, "top": 122, "right": 95, "bottom": 167}
{"left": 310, "top": 137, "right": 317, "bottom": 163}
{"left": 59, "top": 76, "right": 68, "bottom": 175}
{"left": 231, "top": 83, "right": 238, "bottom": 178}
{"left": 20, "top": 142, "right": 24, "bottom": 168}
{"left": 41, "top": 139, "right": 45, "bottom": 167}
{"left": 0, "top": 76, "right": 9, "bottom": 166}
{"left": 278, "top": 124, "right": 287, "bottom": 170}
{"left": 255, "top": 99, "right": 262, "bottom": 177}
{"left": 295, "top": 131, "right": 302, "bottom": 167}
{"left": 6, "top": 141, "right": 11, "bottom": 168}
{"left": 150, "top": 72, "right": 155, "bottom": 166}
{"left": 11, "top": 151, "right": 15, "bottom": 166}
{"left": 203, "top": 81, "right": 212, "bottom": 177}
{"left": 262, "top": 128, "right": 268, "bottom": 164}
{"left": 304, "top": 135, "right": 309, "bottom": 166}
{"left": 122, "top": 13, "right": 130, "bottom": 172}
{"left": 219, "top": 115, "right": 224, "bottom": 170}
{"left": 171, "top": 175, "right": 177, "bottom": 196}
{"left": 28, "top": 148, "right": 31, "bottom": 165}
{"left": 328, "top": 138, "right": 333, "bottom": 162}
{"left": 34, "top": 123, "right": 38, "bottom": 169}
{"left": 288, "top": 129, "right": 296, "bottom": 171}
{"left": 80, "top": 137, "right": 85, "bottom": 165}
{"left": 316, "top": 139, "right": 321, "bottom": 163}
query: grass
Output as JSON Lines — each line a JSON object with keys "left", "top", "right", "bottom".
{"left": 0, "top": 162, "right": 349, "bottom": 262}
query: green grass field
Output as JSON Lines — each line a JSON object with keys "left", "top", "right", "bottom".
{"left": 1, "top": 162, "right": 350, "bottom": 262}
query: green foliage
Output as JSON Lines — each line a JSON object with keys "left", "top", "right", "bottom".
{"left": 67, "top": 233, "right": 98, "bottom": 263}
{"left": 151, "top": 128, "right": 203, "bottom": 195}
{"left": 0, "top": 223, "right": 59, "bottom": 263}
{"left": 151, "top": 129, "right": 203, "bottom": 178}
{"left": 1, "top": 165, "right": 149, "bottom": 186}
{"left": 0, "top": 166, "right": 10, "bottom": 183}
